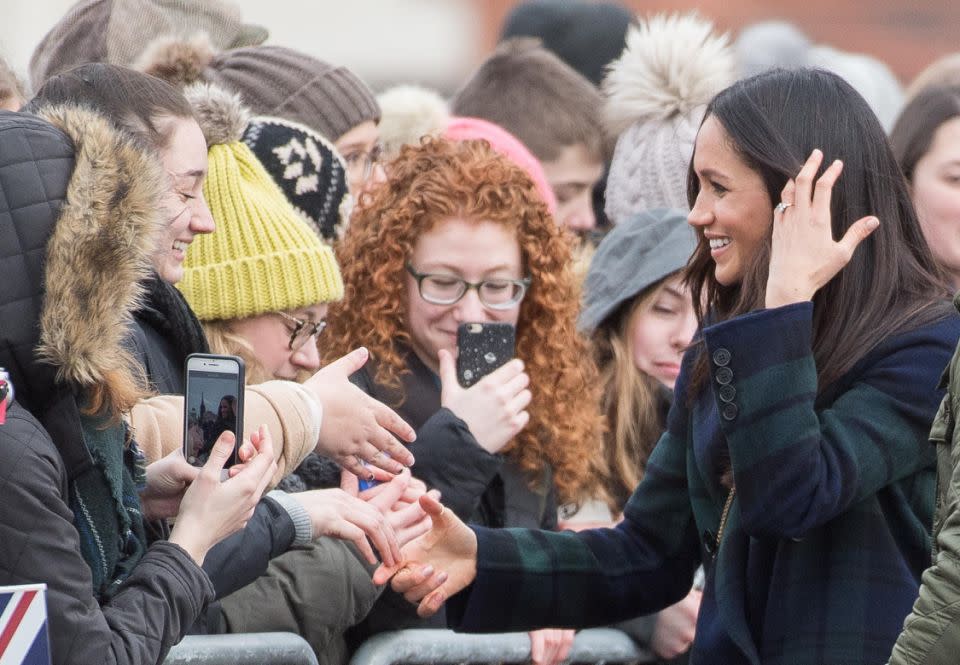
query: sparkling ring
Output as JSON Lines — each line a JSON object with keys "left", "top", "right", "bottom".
{"left": 774, "top": 202, "right": 793, "bottom": 214}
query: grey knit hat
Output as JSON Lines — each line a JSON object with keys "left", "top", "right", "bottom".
{"left": 579, "top": 208, "right": 697, "bottom": 333}
{"left": 29, "top": 0, "right": 267, "bottom": 89}
{"left": 205, "top": 46, "right": 381, "bottom": 142}
{"left": 242, "top": 116, "right": 352, "bottom": 242}
{"left": 602, "top": 13, "right": 734, "bottom": 225}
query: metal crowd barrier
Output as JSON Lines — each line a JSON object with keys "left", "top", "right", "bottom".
{"left": 349, "top": 628, "right": 655, "bottom": 665}
{"left": 163, "top": 632, "right": 319, "bottom": 665}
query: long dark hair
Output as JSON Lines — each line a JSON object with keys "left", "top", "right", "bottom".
{"left": 686, "top": 68, "right": 949, "bottom": 396}
{"left": 890, "top": 85, "right": 960, "bottom": 182}
{"left": 25, "top": 62, "right": 195, "bottom": 152}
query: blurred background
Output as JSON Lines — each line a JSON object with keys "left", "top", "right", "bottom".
{"left": 2, "top": 0, "right": 955, "bottom": 94}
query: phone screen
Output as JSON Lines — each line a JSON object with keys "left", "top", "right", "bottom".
{"left": 183, "top": 354, "right": 244, "bottom": 468}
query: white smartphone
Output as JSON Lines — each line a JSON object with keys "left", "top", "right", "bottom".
{"left": 183, "top": 353, "right": 244, "bottom": 468}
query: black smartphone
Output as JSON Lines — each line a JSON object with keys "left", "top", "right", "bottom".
{"left": 183, "top": 353, "right": 245, "bottom": 468}
{"left": 456, "top": 322, "right": 516, "bottom": 388}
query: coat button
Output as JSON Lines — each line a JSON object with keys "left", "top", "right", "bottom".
{"left": 715, "top": 366, "right": 733, "bottom": 385}
{"left": 712, "top": 348, "right": 731, "bottom": 366}
{"left": 722, "top": 403, "right": 739, "bottom": 421}
{"left": 719, "top": 384, "right": 736, "bottom": 402}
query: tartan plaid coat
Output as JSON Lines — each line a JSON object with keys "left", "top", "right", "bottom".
{"left": 448, "top": 303, "right": 960, "bottom": 665}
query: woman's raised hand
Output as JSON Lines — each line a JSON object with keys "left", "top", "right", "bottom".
{"left": 285, "top": 486, "right": 402, "bottom": 566}
{"left": 438, "top": 349, "right": 531, "bottom": 454}
{"left": 373, "top": 494, "right": 478, "bottom": 617}
{"left": 302, "top": 347, "right": 416, "bottom": 478}
{"left": 169, "top": 425, "right": 277, "bottom": 565}
{"left": 765, "top": 149, "right": 880, "bottom": 309}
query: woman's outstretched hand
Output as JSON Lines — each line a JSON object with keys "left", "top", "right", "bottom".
{"left": 765, "top": 149, "right": 880, "bottom": 309}
{"left": 373, "top": 494, "right": 478, "bottom": 617}
{"left": 302, "top": 347, "right": 416, "bottom": 478}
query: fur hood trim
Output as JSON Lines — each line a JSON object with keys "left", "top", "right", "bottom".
{"left": 184, "top": 82, "right": 249, "bottom": 146}
{"left": 135, "top": 33, "right": 216, "bottom": 89}
{"left": 603, "top": 13, "right": 734, "bottom": 137}
{"left": 33, "top": 105, "right": 164, "bottom": 394}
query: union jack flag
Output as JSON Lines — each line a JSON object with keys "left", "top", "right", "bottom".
{"left": 0, "top": 585, "right": 50, "bottom": 665}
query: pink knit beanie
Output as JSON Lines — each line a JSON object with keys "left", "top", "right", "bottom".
{"left": 444, "top": 116, "right": 558, "bottom": 215}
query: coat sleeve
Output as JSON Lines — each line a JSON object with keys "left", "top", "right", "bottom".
{"left": 447, "top": 387, "right": 701, "bottom": 632}
{"left": 407, "top": 409, "right": 504, "bottom": 521}
{"left": 129, "top": 380, "right": 321, "bottom": 488}
{"left": 887, "top": 351, "right": 960, "bottom": 665}
{"left": 0, "top": 409, "right": 214, "bottom": 665}
{"left": 219, "top": 538, "right": 382, "bottom": 654}
{"left": 201, "top": 495, "right": 295, "bottom": 599}
{"left": 702, "top": 302, "right": 955, "bottom": 539}
{"left": 886, "top": 437, "right": 960, "bottom": 665}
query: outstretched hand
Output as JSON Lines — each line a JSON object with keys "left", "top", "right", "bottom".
{"left": 373, "top": 494, "right": 478, "bottom": 617}
{"left": 302, "top": 347, "right": 416, "bottom": 478}
{"left": 765, "top": 149, "right": 880, "bottom": 309}
{"left": 341, "top": 468, "right": 436, "bottom": 548}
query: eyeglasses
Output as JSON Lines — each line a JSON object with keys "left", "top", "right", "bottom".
{"left": 277, "top": 312, "right": 327, "bottom": 351}
{"left": 405, "top": 263, "right": 531, "bottom": 310}
{"left": 342, "top": 143, "right": 383, "bottom": 183}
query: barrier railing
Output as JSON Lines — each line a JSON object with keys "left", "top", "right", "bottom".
{"left": 163, "top": 632, "right": 319, "bottom": 665}
{"left": 349, "top": 628, "right": 655, "bottom": 665}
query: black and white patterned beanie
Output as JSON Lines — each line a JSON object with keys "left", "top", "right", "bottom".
{"left": 242, "top": 115, "right": 353, "bottom": 242}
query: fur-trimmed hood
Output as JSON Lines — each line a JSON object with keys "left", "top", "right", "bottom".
{"left": 0, "top": 106, "right": 163, "bottom": 456}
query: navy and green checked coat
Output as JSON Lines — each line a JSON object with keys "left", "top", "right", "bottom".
{"left": 447, "top": 302, "right": 960, "bottom": 665}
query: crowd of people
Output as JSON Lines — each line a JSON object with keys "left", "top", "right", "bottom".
{"left": 3, "top": 1, "right": 960, "bottom": 664}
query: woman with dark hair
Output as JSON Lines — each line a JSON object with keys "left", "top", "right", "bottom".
{"left": 890, "top": 85, "right": 960, "bottom": 291}
{"left": 373, "top": 68, "right": 960, "bottom": 665}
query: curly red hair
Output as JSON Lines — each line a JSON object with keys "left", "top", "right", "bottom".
{"left": 325, "top": 137, "right": 604, "bottom": 505}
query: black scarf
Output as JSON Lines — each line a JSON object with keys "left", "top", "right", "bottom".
{"left": 138, "top": 274, "right": 210, "bottom": 359}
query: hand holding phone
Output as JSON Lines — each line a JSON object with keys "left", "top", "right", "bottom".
{"left": 170, "top": 425, "right": 277, "bottom": 565}
{"left": 438, "top": 323, "right": 531, "bottom": 454}
{"left": 183, "top": 354, "right": 245, "bottom": 469}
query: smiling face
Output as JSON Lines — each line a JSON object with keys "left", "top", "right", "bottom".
{"left": 687, "top": 115, "right": 772, "bottom": 286}
{"left": 627, "top": 274, "right": 697, "bottom": 389}
{"left": 231, "top": 303, "right": 329, "bottom": 381}
{"left": 911, "top": 116, "right": 960, "bottom": 289}
{"left": 155, "top": 116, "right": 215, "bottom": 284}
{"left": 404, "top": 218, "right": 523, "bottom": 374}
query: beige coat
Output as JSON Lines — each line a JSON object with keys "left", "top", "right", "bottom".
{"left": 130, "top": 380, "right": 320, "bottom": 487}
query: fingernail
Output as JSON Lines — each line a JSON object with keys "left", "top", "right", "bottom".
{"left": 422, "top": 565, "right": 434, "bottom": 577}
{"left": 867, "top": 217, "right": 880, "bottom": 228}
{"left": 436, "top": 571, "right": 449, "bottom": 584}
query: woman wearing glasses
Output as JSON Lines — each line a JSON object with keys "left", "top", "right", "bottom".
{"left": 320, "top": 137, "right": 604, "bottom": 662}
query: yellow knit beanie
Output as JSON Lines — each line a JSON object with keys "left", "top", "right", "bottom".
{"left": 178, "top": 84, "right": 343, "bottom": 321}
